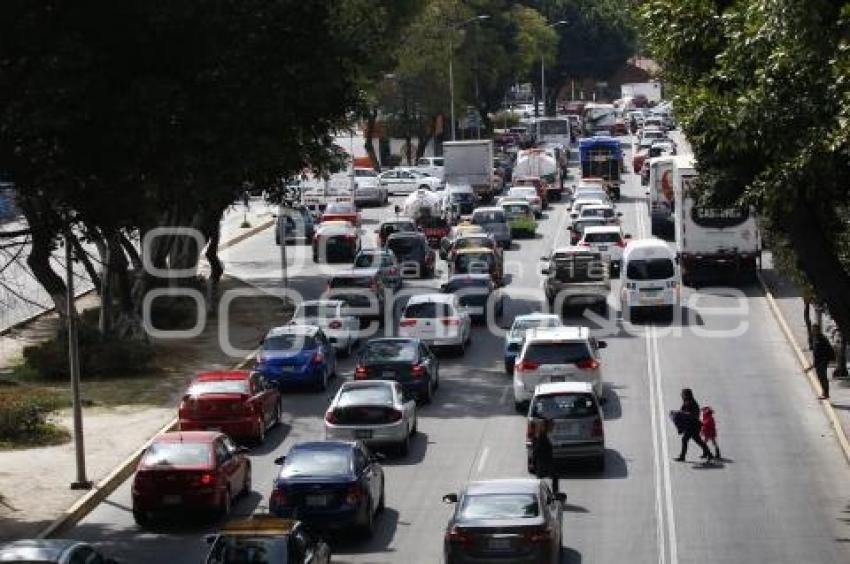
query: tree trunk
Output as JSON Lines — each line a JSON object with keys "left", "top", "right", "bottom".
{"left": 364, "top": 109, "right": 380, "bottom": 172}
{"left": 68, "top": 231, "right": 102, "bottom": 294}
{"left": 834, "top": 331, "right": 848, "bottom": 378}
{"left": 26, "top": 222, "right": 67, "bottom": 324}
{"left": 203, "top": 211, "right": 224, "bottom": 313}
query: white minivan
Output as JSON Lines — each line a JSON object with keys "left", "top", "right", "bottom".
{"left": 620, "top": 238, "right": 680, "bottom": 320}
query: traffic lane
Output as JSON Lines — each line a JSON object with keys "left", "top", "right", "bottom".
{"left": 658, "top": 287, "right": 850, "bottom": 563}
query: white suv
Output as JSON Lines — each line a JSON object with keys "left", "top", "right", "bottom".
{"left": 399, "top": 294, "right": 472, "bottom": 355}
{"left": 512, "top": 326, "right": 606, "bottom": 410}
{"left": 579, "top": 225, "right": 630, "bottom": 274}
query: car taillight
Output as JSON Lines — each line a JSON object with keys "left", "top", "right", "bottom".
{"left": 198, "top": 472, "right": 215, "bottom": 486}
{"left": 345, "top": 485, "right": 365, "bottom": 505}
{"left": 354, "top": 365, "right": 367, "bottom": 379}
{"left": 328, "top": 320, "right": 342, "bottom": 329}
{"left": 526, "top": 421, "right": 537, "bottom": 440}
{"left": 387, "top": 409, "right": 403, "bottom": 422}
{"left": 592, "top": 416, "right": 604, "bottom": 438}
{"left": 516, "top": 359, "right": 539, "bottom": 371}
{"left": 576, "top": 357, "right": 599, "bottom": 370}
{"left": 325, "top": 410, "right": 338, "bottom": 424}
{"left": 579, "top": 241, "right": 590, "bottom": 247}
{"left": 270, "top": 486, "right": 287, "bottom": 508}
{"left": 441, "top": 318, "right": 461, "bottom": 326}
{"left": 522, "top": 526, "right": 553, "bottom": 544}
{"left": 446, "top": 526, "right": 473, "bottom": 546}
{"left": 311, "top": 350, "right": 324, "bottom": 363}
{"left": 411, "top": 364, "right": 424, "bottom": 378}
{"left": 399, "top": 318, "right": 417, "bottom": 327}
{"left": 616, "top": 240, "right": 626, "bottom": 248}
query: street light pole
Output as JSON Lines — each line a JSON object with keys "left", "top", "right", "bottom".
{"left": 541, "top": 20, "right": 568, "bottom": 118}
{"left": 448, "top": 14, "right": 490, "bottom": 141}
{"left": 66, "top": 232, "right": 91, "bottom": 491}
{"left": 278, "top": 204, "right": 288, "bottom": 290}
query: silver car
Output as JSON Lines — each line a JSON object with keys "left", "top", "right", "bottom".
{"left": 0, "top": 540, "right": 119, "bottom": 564}
{"left": 324, "top": 380, "right": 417, "bottom": 456}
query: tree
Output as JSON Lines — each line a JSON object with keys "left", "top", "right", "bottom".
{"left": 639, "top": 0, "right": 850, "bottom": 337}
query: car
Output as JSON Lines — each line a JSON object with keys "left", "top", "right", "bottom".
{"left": 526, "top": 381, "right": 605, "bottom": 473}
{"left": 353, "top": 337, "right": 439, "bottom": 403}
{"left": 178, "top": 370, "right": 282, "bottom": 444}
{"left": 290, "top": 299, "right": 360, "bottom": 356}
{"left": 255, "top": 325, "right": 337, "bottom": 391}
{"left": 204, "top": 515, "right": 331, "bottom": 564}
{"left": 276, "top": 206, "right": 315, "bottom": 245}
{"left": 353, "top": 248, "right": 403, "bottom": 291}
{"left": 311, "top": 220, "right": 360, "bottom": 263}
{"left": 399, "top": 294, "right": 472, "bottom": 355}
{"left": 513, "top": 176, "right": 549, "bottom": 210}
{"left": 379, "top": 168, "right": 442, "bottom": 194}
{"left": 442, "top": 478, "right": 565, "bottom": 564}
{"left": 441, "top": 273, "right": 503, "bottom": 323}
{"left": 568, "top": 217, "right": 609, "bottom": 245}
{"left": 442, "top": 183, "right": 477, "bottom": 215}
{"left": 505, "top": 186, "right": 543, "bottom": 217}
{"left": 569, "top": 196, "right": 607, "bottom": 216}
{"left": 499, "top": 198, "right": 537, "bottom": 237}
{"left": 440, "top": 232, "right": 502, "bottom": 262}
{"left": 442, "top": 222, "right": 486, "bottom": 253}
{"left": 540, "top": 247, "right": 611, "bottom": 311}
{"left": 413, "top": 156, "right": 445, "bottom": 180}
{"left": 450, "top": 246, "right": 504, "bottom": 286}
{"left": 578, "top": 225, "right": 630, "bottom": 274}
{"left": 512, "top": 326, "right": 606, "bottom": 409}
{"left": 375, "top": 217, "right": 418, "bottom": 247}
{"left": 320, "top": 201, "right": 361, "bottom": 227}
{"left": 470, "top": 207, "right": 512, "bottom": 249}
{"left": 0, "top": 540, "right": 119, "bottom": 564}
{"left": 326, "top": 380, "right": 418, "bottom": 454}
{"left": 270, "top": 441, "right": 385, "bottom": 536}
{"left": 131, "top": 431, "right": 251, "bottom": 525}
{"left": 503, "top": 313, "right": 563, "bottom": 374}
{"left": 353, "top": 168, "right": 388, "bottom": 206}
{"left": 573, "top": 203, "right": 621, "bottom": 225}
{"left": 386, "top": 232, "right": 435, "bottom": 279}
{"left": 619, "top": 238, "right": 680, "bottom": 320}
{"left": 326, "top": 268, "right": 387, "bottom": 326}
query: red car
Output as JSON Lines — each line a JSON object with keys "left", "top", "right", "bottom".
{"left": 632, "top": 149, "right": 649, "bottom": 174}
{"left": 131, "top": 431, "right": 251, "bottom": 525}
{"left": 178, "top": 370, "right": 281, "bottom": 443}
{"left": 321, "top": 201, "right": 361, "bottom": 226}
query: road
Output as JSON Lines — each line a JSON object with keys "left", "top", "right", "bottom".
{"left": 68, "top": 141, "right": 850, "bottom": 563}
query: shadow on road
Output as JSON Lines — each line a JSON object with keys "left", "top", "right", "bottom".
{"left": 561, "top": 546, "right": 583, "bottom": 563}
{"left": 331, "top": 507, "right": 400, "bottom": 556}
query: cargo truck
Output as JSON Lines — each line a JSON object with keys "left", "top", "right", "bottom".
{"left": 443, "top": 140, "right": 496, "bottom": 203}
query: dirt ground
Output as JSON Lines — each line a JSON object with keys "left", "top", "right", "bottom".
{"left": 0, "top": 276, "right": 288, "bottom": 540}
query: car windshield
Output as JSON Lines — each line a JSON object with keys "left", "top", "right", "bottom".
{"left": 449, "top": 192, "right": 475, "bottom": 203}
{"left": 338, "top": 385, "right": 394, "bottom": 407}
{"left": 187, "top": 380, "right": 249, "bottom": 396}
{"left": 444, "top": 278, "right": 490, "bottom": 293}
{"left": 404, "top": 302, "right": 452, "bottom": 319}
{"left": 456, "top": 238, "right": 490, "bottom": 249}
{"left": 263, "top": 334, "right": 317, "bottom": 351}
{"left": 472, "top": 211, "right": 506, "bottom": 224}
{"left": 296, "top": 304, "right": 338, "bottom": 318}
{"left": 502, "top": 203, "right": 530, "bottom": 215}
{"left": 583, "top": 232, "right": 621, "bottom": 243}
{"left": 509, "top": 188, "right": 536, "bottom": 198}
{"left": 380, "top": 222, "right": 416, "bottom": 236}
{"left": 626, "top": 258, "right": 675, "bottom": 280}
{"left": 325, "top": 203, "right": 354, "bottom": 214}
{"left": 354, "top": 253, "right": 391, "bottom": 268}
{"left": 282, "top": 448, "right": 352, "bottom": 477}
{"left": 532, "top": 393, "right": 597, "bottom": 419}
{"left": 143, "top": 442, "right": 211, "bottom": 467}
{"left": 455, "top": 254, "right": 493, "bottom": 273}
{"left": 361, "top": 340, "right": 418, "bottom": 362}
{"left": 511, "top": 318, "right": 560, "bottom": 338}
{"left": 524, "top": 342, "right": 592, "bottom": 364}
{"left": 208, "top": 536, "right": 288, "bottom": 564}
{"left": 387, "top": 237, "right": 421, "bottom": 255}
{"left": 329, "top": 276, "right": 374, "bottom": 289}
{"left": 459, "top": 494, "right": 540, "bottom": 520}
{"left": 582, "top": 208, "right": 614, "bottom": 219}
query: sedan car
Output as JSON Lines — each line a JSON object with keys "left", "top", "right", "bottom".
{"left": 312, "top": 220, "right": 361, "bottom": 263}
{"left": 376, "top": 217, "right": 418, "bottom": 247}
{"left": 399, "top": 294, "right": 472, "bottom": 355}
{"left": 270, "top": 441, "right": 385, "bottom": 536}
{"left": 500, "top": 199, "right": 537, "bottom": 237}
{"left": 204, "top": 515, "right": 331, "bottom": 564}
{"left": 353, "top": 337, "right": 439, "bottom": 404}
{"left": 320, "top": 201, "right": 361, "bottom": 226}
{"left": 353, "top": 167, "right": 388, "bottom": 206}
{"left": 0, "top": 540, "right": 119, "bottom": 564}
{"left": 441, "top": 274, "right": 503, "bottom": 323}
{"left": 379, "top": 168, "right": 442, "bottom": 194}
{"left": 290, "top": 299, "right": 359, "bottom": 356}
{"left": 442, "top": 478, "right": 565, "bottom": 564}
{"left": 325, "top": 380, "right": 417, "bottom": 455}
{"left": 255, "top": 325, "right": 337, "bottom": 391}
{"left": 386, "top": 232, "right": 435, "bottom": 279}
{"left": 504, "top": 313, "right": 563, "bottom": 374}
{"left": 178, "top": 370, "right": 281, "bottom": 444}
{"left": 470, "top": 207, "right": 512, "bottom": 249}
{"left": 353, "top": 248, "right": 403, "bottom": 291}
{"left": 131, "top": 431, "right": 251, "bottom": 525}
{"left": 505, "top": 186, "right": 543, "bottom": 217}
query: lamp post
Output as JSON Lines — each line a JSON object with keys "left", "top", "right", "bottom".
{"left": 541, "top": 20, "right": 567, "bottom": 118}
{"left": 449, "top": 14, "right": 490, "bottom": 141}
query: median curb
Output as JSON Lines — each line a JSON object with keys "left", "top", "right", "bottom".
{"left": 758, "top": 272, "right": 850, "bottom": 466}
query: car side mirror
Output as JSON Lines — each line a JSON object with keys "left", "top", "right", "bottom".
{"left": 204, "top": 534, "right": 217, "bottom": 545}
{"left": 597, "top": 340, "right": 608, "bottom": 349}
{"left": 555, "top": 492, "right": 567, "bottom": 503}
{"left": 273, "top": 455, "right": 286, "bottom": 465}
{"left": 440, "top": 284, "right": 448, "bottom": 293}
{"left": 442, "top": 493, "right": 459, "bottom": 504}
{"left": 617, "top": 212, "right": 623, "bottom": 217}
{"left": 540, "top": 267, "right": 550, "bottom": 275}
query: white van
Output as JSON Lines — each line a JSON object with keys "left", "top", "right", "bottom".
{"left": 620, "top": 239, "right": 680, "bottom": 319}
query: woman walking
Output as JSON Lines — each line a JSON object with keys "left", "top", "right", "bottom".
{"left": 673, "top": 388, "right": 713, "bottom": 462}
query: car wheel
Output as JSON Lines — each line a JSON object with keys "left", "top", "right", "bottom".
{"left": 344, "top": 339, "right": 354, "bottom": 358}
{"left": 272, "top": 401, "right": 282, "bottom": 427}
{"left": 219, "top": 487, "right": 232, "bottom": 519}
{"left": 411, "top": 416, "right": 418, "bottom": 435}
{"left": 241, "top": 464, "right": 252, "bottom": 495}
{"left": 422, "top": 380, "right": 433, "bottom": 404}
{"left": 377, "top": 481, "right": 386, "bottom": 513}
{"left": 398, "top": 432, "right": 410, "bottom": 456}
{"left": 254, "top": 416, "right": 266, "bottom": 445}
{"left": 132, "top": 508, "right": 151, "bottom": 527}
{"left": 527, "top": 461, "right": 536, "bottom": 475}
{"left": 434, "top": 368, "right": 440, "bottom": 390}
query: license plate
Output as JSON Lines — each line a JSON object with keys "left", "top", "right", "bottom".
{"left": 281, "top": 366, "right": 296, "bottom": 373}
{"left": 382, "top": 370, "right": 396, "bottom": 378}
{"left": 550, "top": 375, "right": 566, "bottom": 383}
{"left": 597, "top": 245, "right": 608, "bottom": 251}
{"left": 487, "top": 538, "right": 512, "bottom": 551}
{"left": 355, "top": 429, "right": 373, "bottom": 439}
{"left": 305, "top": 495, "right": 329, "bottom": 507}
{"left": 162, "top": 495, "right": 181, "bottom": 505}
{"left": 642, "top": 289, "right": 660, "bottom": 296}
{"left": 555, "top": 422, "right": 580, "bottom": 437}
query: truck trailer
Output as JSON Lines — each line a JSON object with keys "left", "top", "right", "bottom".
{"left": 443, "top": 140, "right": 496, "bottom": 203}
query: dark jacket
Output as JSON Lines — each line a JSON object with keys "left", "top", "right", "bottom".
{"left": 813, "top": 334, "right": 835, "bottom": 368}
{"left": 532, "top": 431, "right": 555, "bottom": 477}
{"left": 680, "top": 398, "right": 701, "bottom": 434}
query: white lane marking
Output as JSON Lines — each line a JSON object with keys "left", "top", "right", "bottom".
{"left": 500, "top": 385, "right": 509, "bottom": 405}
{"left": 476, "top": 446, "right": 490, "bottom": 473}
{"left": 645, "top": 325, "right": 667, "bottom": 564}
{"left": 551, "top": 201, "right": 572, "bottom": 250}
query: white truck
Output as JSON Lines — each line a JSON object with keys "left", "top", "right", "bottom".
{"left": 514, "top": 147, "right": 564, "bottom": 201}
{"left": 672, "top": 155, "right": 759, "bottom": 286}
{"left": 621, "top": 82, "right": 662, "bottom": 104}
{"left": 299, "top": 171, "right": 354, "bottom": 218}
{"left": 646, "top": 155, "right": 676, "bottom": 239}
{"left": 443, "top": 140, "right": 495, "bottom": 203}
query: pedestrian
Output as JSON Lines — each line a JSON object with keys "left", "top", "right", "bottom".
{"left": 531, "top": 419, "right": 559, "bottom": 493}
{"left": 242, "top": 190, "right": 250, "bottom": 209}
{"left": 807, "top": 323, "right": 835, "bottom": 400}
{"left": 700, "top": 406, "right": 721, "bottom": 459}
{"left": 672, "top": 388, "right": 713, "bottom": 462}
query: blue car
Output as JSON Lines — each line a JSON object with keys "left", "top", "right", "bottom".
{"left": 503, "top": 313, "right": 563, "bottom": 374}
{"left": 256, "top": 325, "right": 337, "bottom": 391}
{"left": 270, "top": 441, "right": 385, "bottom": 536}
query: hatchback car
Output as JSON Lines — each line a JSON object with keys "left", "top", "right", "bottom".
{"left": 320, "top": 201, "right": 361, "bottom": 226}
{"left": 386, "top": 232, "right": 435, "bottom": 279}
{"left": 353, "top": 248, "right": 403, "bottom": 291}
{"left": 376, "top": 217, "right": 418, "bottom": 247}
{"left": 204, "top": 515, "right": 331, "bottom": 564}
{"left": 506, "top": 186, "right": 543, "bottom": 217}
{"left": 255, "top": 325, "right": 337, "bottom": 391}
{"left": 0, "top": 540, "right": 119, "bottom": 564}
{"left": 499, "top": 199, "right": 537, "bottom": 237}
{"left": 512, "top": 326, "right": 606, "bottom": 410}
{"left": 573, "top": 204, "right": 621, "bottom": 225}
{"left": 441, "top": 274, "right": 503, "bottom": 323}
{"left": 470, "top": 207, "right": 512, "bottom": 249}
{"left": 451, "top": 247, "right": 503, "bottom": 286}
{"left": 178, "top": 370, "right": 281, "bottom": 444}
{"left": 526, "top": 382, "right": 605, "bottom": 472}
{"left": 503, "top": 314, "right": 563, "bottom": 374}
{"left": 354, "top": 337, "right": 439, "bottom": 403}
{"left": 270, "top": 441, "right": 385, "bottom": 536}
{"left": 442, "top": 478, "right": 564, "bottom": 564}
{"left": 399, "top": 294, "right": 472, "bottom": 355}
{"left": 290, "top": 299, "right": 359, "bottom": 356}
{"left": 312, "top": 220, "right": 360, "bottom": 263}
{"left": 131, "top": 431, "right": 251, "bottom": 525}
{"left": 325, "top": 380, "right": 417, "bottom": 454}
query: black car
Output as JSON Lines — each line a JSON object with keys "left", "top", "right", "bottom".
{"left": 376, "top": 218, "right": 418, "bottom": 247}
{"left": 270, "top": 441, "right": 385, "bottom": 536}
{"left": 441, "top": 274, "right": 503, "bottom": 323}
{"left": 354, "top": 338, "right": 439, "bottom": 403}
{"left": 205, "top": 515, "right": 331, "bottom": 563}
{"left": 386, "top": 232, "right": 436, "bottom": 279}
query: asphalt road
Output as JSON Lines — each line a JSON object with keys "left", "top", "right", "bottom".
{"left": 69, "top": 141, "right": 850, "bottom": 564}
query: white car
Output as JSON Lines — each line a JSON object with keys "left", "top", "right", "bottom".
{"left": 573, "top": 204, "right": 621, "bottom": 225}
{"left": 570, "top": 198, "right": 607, "bottom": 219}
{"left": 353, "top": 168, "right": 388, "bottom": 206}
{"left": 579, "top": 225, "right": 629, "bottom": 274}
{"left": 413, "top": 156, "right": 445, "bottom": 181}
{"left": 512, "top": 326, "right": 606, "bottom": 409}
{"left": 324, "top": 380, "right": 417, "bottom": 455}
{"left": 505, "top": 186, "right": 543, "bottom": 217}
{"left": 290, "top": 299, "right": 359, "bottom": 356}
{"left": 399, "top": 294, "right": 472, "bottom": 354}
{"left": 503, "top": 313, "right": 563, "bottom": 374}
{"left": 379, "top": 169, "right": 442, "bottom": 194}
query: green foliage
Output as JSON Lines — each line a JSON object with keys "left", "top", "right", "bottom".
{"left": 0, "top": 385, "right": 69, "bottom": 448}
{"left": 492, "top": 111, "right": 523, "bottom": 129}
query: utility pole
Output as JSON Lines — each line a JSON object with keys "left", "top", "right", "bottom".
{"left": 448, "top": 15, "right": 490, "bottom": 141}
{"left": 66, "top": 232, "right": 91, "bottom": 490}
{"left": 278, "top": 205, "right": 288, "bottom": 290}
{"left": 542, "top": 20, "right": 568, "bottom": 118}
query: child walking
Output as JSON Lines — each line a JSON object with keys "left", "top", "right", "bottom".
{"left": 700, "top": 406, "right": 721, "bottom": 459}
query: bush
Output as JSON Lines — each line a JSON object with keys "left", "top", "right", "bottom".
{"left": 0, "top": 386, "right": 66, "bottom": 443}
